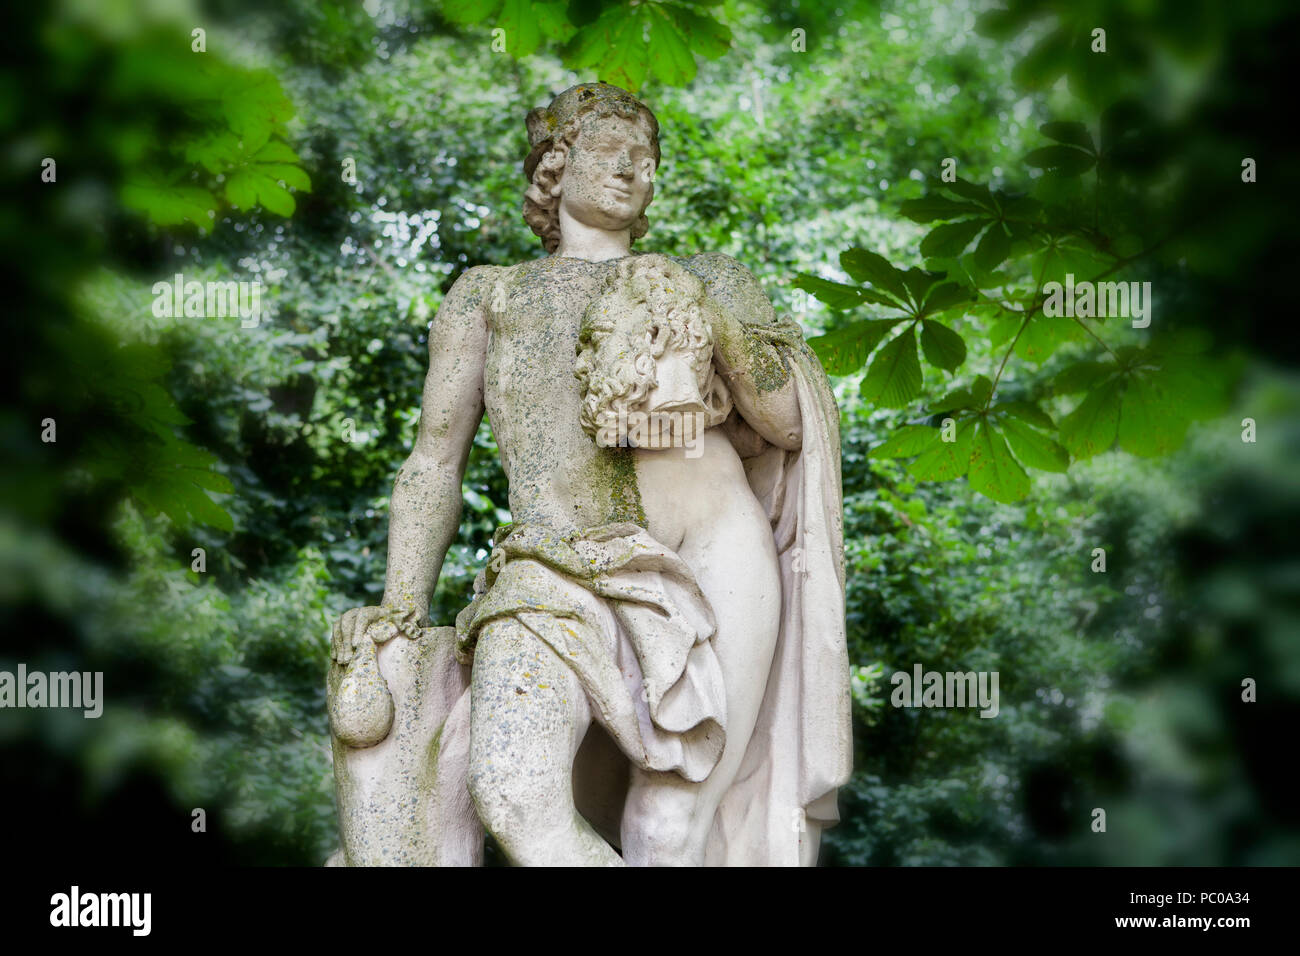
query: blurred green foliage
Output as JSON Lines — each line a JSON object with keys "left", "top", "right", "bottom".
{"left": 1, "top": 0, "right": 1296, "bottom": 866}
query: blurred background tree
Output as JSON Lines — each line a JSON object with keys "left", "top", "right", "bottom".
{"left": 1, "top": 0, "right": 1296, "bottom": 865}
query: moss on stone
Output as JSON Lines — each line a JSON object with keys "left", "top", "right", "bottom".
{"left": 592, "top": 445, "right": 646, "bottom": 526}
{"left": 741, "top": 330, "right": 792, "bottom": 392}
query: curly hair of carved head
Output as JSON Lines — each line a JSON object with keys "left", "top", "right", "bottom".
{"left": 524, "top": 110, "right": 656, "bottom": 253}
{"left": 574, "top": 255, "right": 732, "bottom": 441}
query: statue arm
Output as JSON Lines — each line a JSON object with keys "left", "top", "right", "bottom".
{"left": 379, "top": 266, "right": 493, "bottom": 623}
{"left": 691, "top": 253, "right": 803, "bottom": 450}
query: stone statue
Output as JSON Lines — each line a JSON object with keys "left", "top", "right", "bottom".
{"left": 327, "top": 82, "right": 852, "bottom": 866}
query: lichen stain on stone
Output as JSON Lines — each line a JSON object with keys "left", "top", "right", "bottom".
{"left": 422, "top": 723, "right": 444, "bottom": 791}
{"left": 741, "top": 333, "right": 792, "bottom": 393}
{"left": 593, "top": 445, "right": 646, "bottom": 526}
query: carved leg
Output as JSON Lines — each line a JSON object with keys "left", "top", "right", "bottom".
{"left": 467, "top": 617, "right": 623, "bottom": 866}
{"left": 622, "top": 527, "right": 782, "bottom": 865}
{"left": 620, "top": 770, "right": 704, "bottom": 866}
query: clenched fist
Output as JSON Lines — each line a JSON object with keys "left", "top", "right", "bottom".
{"left": 330, "top": 605, "right": 423, "bottom": 666}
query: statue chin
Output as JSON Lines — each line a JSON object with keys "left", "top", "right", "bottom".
{"left": 625, "top": 403, "right": 704, "bottom": 450}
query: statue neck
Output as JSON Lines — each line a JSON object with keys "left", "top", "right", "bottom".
{"left": 555, "top": 207, "right": 632, "bottom": 262}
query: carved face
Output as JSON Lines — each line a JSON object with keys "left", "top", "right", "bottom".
{"left": 579, "top": 304, "right": 708, "bottom": 449}
{"left": 574, "top": 255, "right": 733, "bottom": 453}
{"left": 558, "top": 113, "right": 656, "bottom": 233}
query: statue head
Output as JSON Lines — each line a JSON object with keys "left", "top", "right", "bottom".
{"left": 524, "top": 83, "right": 660, "bottom": 253}
{"left": 575, "top": 255, "right": 732, "bottom": 452}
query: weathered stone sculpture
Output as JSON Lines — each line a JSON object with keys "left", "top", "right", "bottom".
{"left": 327, "top": 81, "right": 852, "bottom": 866}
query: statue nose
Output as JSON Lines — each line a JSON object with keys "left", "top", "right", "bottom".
{"left": 647, "top": 351, "right": 707, "bottom": 415}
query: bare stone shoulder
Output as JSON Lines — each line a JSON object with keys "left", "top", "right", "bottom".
{"left": 439, "top": 263, "right": 505, "bottom": 316}
{"left": 423, "top": 265, "right": 505, "bottom": 354}
{"left": 675, "top": 251, "right": 778, "bottom": 327}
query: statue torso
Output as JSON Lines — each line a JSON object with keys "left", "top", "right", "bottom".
{"left": 481, "top": 253, "right": 771, "bottom": 548}
{"left": 484, "top": 256, "right": 637, "bottom": 536}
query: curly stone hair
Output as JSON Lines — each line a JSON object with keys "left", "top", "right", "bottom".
{"left": 524, "top": 109, "right": 657, "bottom": 254}
{"left": 574, "top": 255, "right": 732, "bottom": 440}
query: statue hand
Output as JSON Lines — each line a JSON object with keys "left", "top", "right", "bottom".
{"left": 330, "top": 605, "right": 423, "bottom": 666}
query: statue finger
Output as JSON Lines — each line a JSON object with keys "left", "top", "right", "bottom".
{"left": 353, "top": 606, "right": 387, "bottom": 648}
{"left": 331, "top": 616, "right": 344, "bottom": 663}
{"left": 339, "top": 608, "right": 362, "bottom": 663}
{"left": 333, "top": 614, "right": 355, "bottom": 663}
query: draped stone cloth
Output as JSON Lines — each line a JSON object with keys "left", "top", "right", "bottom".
{"left": 706, "top": 318, "right": 853, "bottom": 866}
{"left": 455, "top": 521, "right": 729, "bottom": 784}
{"left": 454, "top": 316, "right": 852, "bottom": 865}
